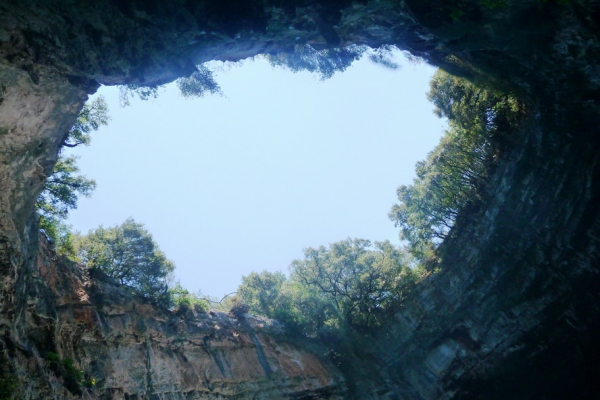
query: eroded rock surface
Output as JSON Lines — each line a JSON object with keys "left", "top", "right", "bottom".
{"left": 347, "top": 103, "right": 600, "bottom": 398}
{"left": 8, "top": 235, "right": 346, "bottom": 399}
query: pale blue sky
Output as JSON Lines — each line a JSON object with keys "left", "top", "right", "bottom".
{"left": 66, "top": 51, "right": 445, "bottom": 298}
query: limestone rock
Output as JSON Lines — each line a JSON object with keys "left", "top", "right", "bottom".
{"left": 8, "top": 235, "right": 347, "bottom": 399}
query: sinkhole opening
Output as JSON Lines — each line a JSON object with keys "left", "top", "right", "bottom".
{"left": 55, "top": 49, "right": 446, "bottom": 300}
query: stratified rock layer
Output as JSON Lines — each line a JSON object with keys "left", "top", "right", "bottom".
{"left": 348, "top": 102, "right": 600, "bottom": 398}
{"left": 15, "top": 236, "right": 346, "bottom": 399}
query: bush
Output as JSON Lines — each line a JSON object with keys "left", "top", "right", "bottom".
{"left": 45, "top": 352, "right": 94, "bottom": 396}
{"left": 229, "top": 300, "right": 251, "bottom": 320}
{"left": 0, "top": 374, "right": 17, "bottom": 400}
{"left": 169, "top": 283, "right": 210, "bottom": 315}
{"left": 75, "top": 219, "right": 175, "bottom": 305}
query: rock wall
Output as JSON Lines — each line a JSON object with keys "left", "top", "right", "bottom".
{"left": 0, "top": 63, "right": 89, "bottom": 395}
{"left": 1, "top": 0, "right": 600, "bottom": 398}
{"left": 347, "top": 99, "right": 600, "bottom": 398}
{"left": 5, "top": 234, "right": 346, "bottom": 399}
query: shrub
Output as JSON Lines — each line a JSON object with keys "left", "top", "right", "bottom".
{"left": 169, "top": 283, "right": 210, "bottom": 315}
{"left": 45, "top": 352, "right": 94, "bottom": 396}
{"left": 229, "top": 300, "right": 251, "bottom": 320}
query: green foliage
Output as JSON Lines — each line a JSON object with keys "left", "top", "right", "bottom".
{"left": 39, "top": 217, "right": 78, "bottom": 257}
{"left": 0, "top": 374, "right": 17, "bottom": 400}
{"left": 75, "top": 218, "right": 175, "bottom": 304}
{"left": 367, "top": 45, "right": 401, "bottom": 71}
{"left": 37, "top": 155, "right": 96, "bottom": 221}
{"left": 62, "top": 96, "right": 109, "bottom": 148}
{"left": 41, "top": 96, "right": 108, "bottom": 219}
{"left": 427, "top": 70, "right": 524, "bottom": 133}
{"left": 389, "top": 127, "right": 488, "bottom": 259}
{"left": 291, "top": 239, "right": 415, "bottom": 330}
{"left": 119, "top": 64, "right": 221, "bottom": 105}
{"left": 118, "top": 84, "right": 163, "bottom": 107}
{"left": 266, "top": 45, "right": 366, "bottom": 80}
{"left": 239, "top": 270, "right": 337, "bottom": 337}
{"left": 238, "top": 239, "right": 417, "bottom": 338}
{"left": 277, "top": 280, "right": 339, "bottom": 338}
{"left": 176, "top": 65, "right": 222, "bottom": 98}
{"left": 228, "top": 299, "right": 251, "bottom": 319}
{"left": 37, "top": 96, "right": 109, "bottom": 250}
{"left": 169, "top": 283, "right": 210, "bottom": 314}
{"left": 238, "top": 271, "right": 287, "bottom": 317}
{"left": 266, "top": 44, "right": 403, "bottom": 79}
{"left": 45, "top": 352, "right": 94, "bottom": 396}
{"left": 36, "top": 154, "right": 96, "bottom": 254}
{"left": 389, "top": 70, "right": 526, "bottom": 259}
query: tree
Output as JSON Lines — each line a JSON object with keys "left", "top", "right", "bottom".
{"left": 75, "top": 219, "right": 175, "bottom": 303}
{"left": 389, "top": 127, "right": 489, "bottom": 259}
{"left": 169, "top": 283, "right": 210, "bottom": 314}
{"left": 277, "top": 280, "right": 338, "bottom": 338}
{"left": 389, "top": 70, "right": 526, "bottom": 259}
{"left": 238, "top": 271, "right": 287, "bottom": 317}
{"left": 36, "top": 155, "right": 96, "bottom": 255}
{"left": 266, "top": 44, "right": 366, "bottom": 80}
{"left": 37, "top": 96, "right": 109, "bottom": 247}
{"left": 238, "top": 270, "right": 337, "bottom": 337}
{"left": 62, "top": 96, "right": 109, "bottom": 148}
{"left": 176, "top": 64, "right": 222, "bottom": 98}
{"left": 427, "top": 70, "right": 524, "bottom": 134}
{"left": 119, "top": 64, "right": 222, "bottom": 106}
{"left": 238, "top": 239, "right": 418, "bottom": 340}
{"left": 291, "top": 239, "right": 413, "bottom": 330}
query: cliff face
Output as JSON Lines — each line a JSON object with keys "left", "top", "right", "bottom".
{"left": 6, "top": 235, "right": 346, "bottom": 399}
{"left": 1, "top": 0, "right": 600, "bottom": 398}
{"left": 346, "top": 101, "right": 600, "bottom": 398}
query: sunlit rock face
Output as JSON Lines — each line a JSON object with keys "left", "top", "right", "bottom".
{"left": 1, "top": 0, "right": 600, "bottom": 398}
{"left": 6, "top": 236, "right": 347, "bottom": 399}
{"left": 0, "top": 63, "right": 88, "bottom": 367}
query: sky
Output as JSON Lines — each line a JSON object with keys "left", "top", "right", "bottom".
{"left": 66, "top": 50, "right": 446, "bottom": 298}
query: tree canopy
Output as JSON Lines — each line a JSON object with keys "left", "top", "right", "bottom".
{"left": 266, "top": 44, "right": 365, "bottom": 80}
{"left": 389, "top": 70, "right": 526, "bottom": 259}
{"left": 37, "top": 96, "right": 109, "bottom": 249}
{"left": 119, "top": 64, "right": 222, "bottom": 106}
{"left": 291, "top": 239, "right": 414, "bottom": 329}
{"left": 266, "top": 44, "right": 400, "bottom": 80}
{"left": 75, "top": 218, "right": 175, "bottom": 303}
{"left": 238, "top": 239, "right": 418, "bottom": 338}
{"left": 37, "top": 156, "right": 96, "bottom": 223}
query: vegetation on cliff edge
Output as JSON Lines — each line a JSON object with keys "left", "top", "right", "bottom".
{"left": 233, "top": 70, "right": 528, "bottom": 369}
{"left": 389, "top": 70, "right": 527, "bottom": 260}
{"left": 37, "top": 67, "right": 528, "bottom": 361}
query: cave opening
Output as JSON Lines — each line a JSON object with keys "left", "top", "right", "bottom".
{"left": 62, "top": 49, "right": 446, "bottom": 299}
{"left": 2, "top": 0, "right": 600, "bottom": 397}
